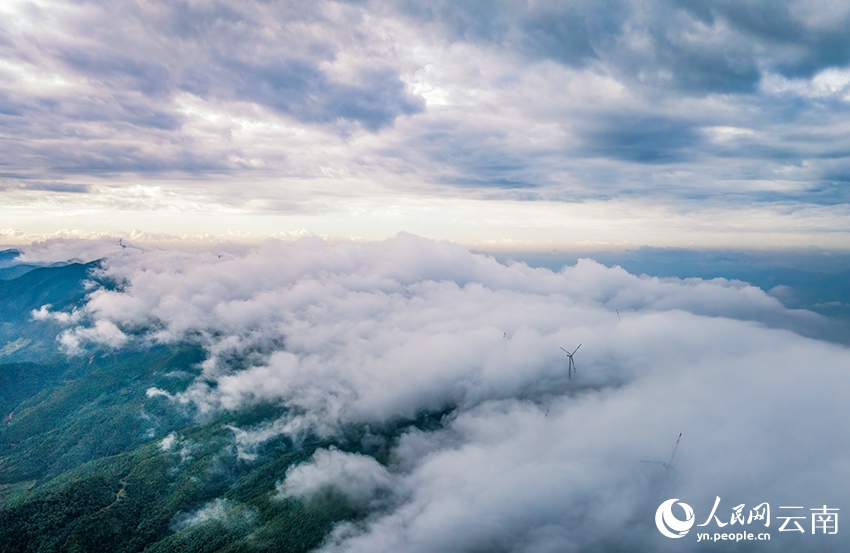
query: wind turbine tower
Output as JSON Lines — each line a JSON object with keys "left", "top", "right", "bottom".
{"left": 559, "top": 344, "right": 581, "bottom": 380}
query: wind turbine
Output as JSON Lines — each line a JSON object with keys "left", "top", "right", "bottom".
{"left": 117, "top": 238, "right": 146, "bottom": 254}
{"left": 641, "top": 432, "right": 683, "bottom": 478}
{"left": 559, "top": 344, "right": 581, "bottom": 380}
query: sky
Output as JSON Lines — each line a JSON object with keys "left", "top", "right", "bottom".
{"left": 22, "top": 236, "right": 850, "bottom": 552}
{"left": 2, "top": 0, "right": 850, "bottom": 249}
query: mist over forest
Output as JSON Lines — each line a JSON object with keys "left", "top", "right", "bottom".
{"left": 0, "top": 236, "right": 848, "bottom": 552}
{"left": 3, "top": 0, "right": 850, "bottom": 549}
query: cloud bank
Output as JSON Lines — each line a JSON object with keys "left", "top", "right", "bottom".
{"left": 30, "top": 235, "right": 850, "bottom": 551}
{"left": 3, "top": 1, "right": 850, "bottom": 246}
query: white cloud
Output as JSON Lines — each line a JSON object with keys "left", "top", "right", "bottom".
{"left": 278, "top": 448, "right": 396, "bottom": 510}
{"left": 58, "top": 318, "right": 127, "bottom": 355}
{"left": 30, "top": 235, "right": 850, "bottom": 551}
{"left": 54, "top": 236, "right": 826, "bottom": 418}
{"left": 762, "top": 67, "right": 850, "bottom": 99}
{"left": 31, "top": 304, "right": 81, "bottom": 324}
{"left": 172, "top": 498, "right": 257, "bottom": 532}
{"left": 159, "top": 431, "right": 178, "bottom": 452}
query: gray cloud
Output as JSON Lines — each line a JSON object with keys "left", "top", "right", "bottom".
{"left": 392, "top": 0, "right": 850, "bottom": 94}
{"left": 1, "top": 0, "right": 849, "bottom": 224}
{"left": 579, "top": 114, "right": 703, "bottom": 164}
{"left": 0, "top": 0, "right": 423, "bottom": 185}
{"left": 208, "top": 60, "right": 423, "bottom": 131}
{"left": 394, "top": 0, "right": 618, "bottom": 67}
{"left": 42, "top": 1, "right": 423, "bottom": 131}
{"left": 672, "top": 0, "right": 850, "bottom": 78}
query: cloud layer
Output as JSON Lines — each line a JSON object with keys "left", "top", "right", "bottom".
{"left": 31, "top": 236, "right": 850, "bottom": 551}
{"left": 3, "top": 1, "right": 850, "bottom": 245}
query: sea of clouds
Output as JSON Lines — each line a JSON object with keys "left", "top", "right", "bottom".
{"left": 22, "top": 235, "right": 850, "bottom": 552}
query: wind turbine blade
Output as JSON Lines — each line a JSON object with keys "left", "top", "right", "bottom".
{"left": 572, "top": 344, "right": 581, "bottom": 355}
{"left": 560, "top": 347, "right": 568, "bottom": 353}
{"left": 668, "top": 432, "right": 683, "bottom": 466}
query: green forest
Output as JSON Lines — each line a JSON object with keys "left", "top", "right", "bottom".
{"left": 0, "top": 255, "right": 438, "bottom": 552}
